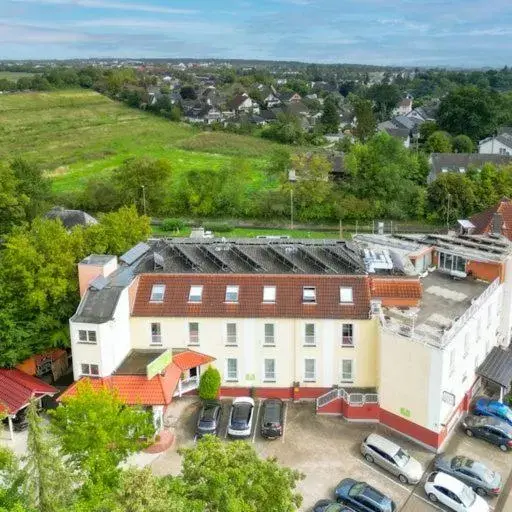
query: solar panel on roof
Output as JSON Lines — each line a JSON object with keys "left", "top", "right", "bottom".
{"left": 89, "top": 275, "right": 108, "bottom": 291}
{"left": 120, "top": 242, "right": 151, "bottom": 265}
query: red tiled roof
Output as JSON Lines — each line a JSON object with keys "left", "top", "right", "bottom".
{"left": 0, "top": 369, "right": 57, "bottom": 415}
{"left": 60, "top": 350, "right": 215, "bottom": 406}
{"left": 132, "top": 274, "right": 371, "bottom": 320}
{"left": 370, "top": 278, "right": 422, "bottom": 299}
{"left": 470, "top": 198, "right": 512, "bottom": 240}
{"left": 173, "top": 350, "right": 215, "bottom": 371}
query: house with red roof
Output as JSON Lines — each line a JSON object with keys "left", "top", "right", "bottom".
{"left": 469, "top": 197, "right": 512, "bottom": 241}
{"left": 0, "top": 369, "right": 57, "bottom": 439}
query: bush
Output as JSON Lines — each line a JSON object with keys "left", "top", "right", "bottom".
{"left": 198, "top": 366, "right": 221, "bottom": 400}
{"left": 160, "top": 218, "right": 185, "bottom": 232}
{"left": 203, "top": 222, "right": 233, "bottom": 233}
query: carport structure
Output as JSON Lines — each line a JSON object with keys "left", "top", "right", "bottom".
{"left": 476, "top": 346, "right": 512, "bottom": 402}
{"left": 0, "top": 368, "right": 57, "bottom": 439}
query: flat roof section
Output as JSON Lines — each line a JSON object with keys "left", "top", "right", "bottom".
{"left": 113, "top": 349, "right": 167, "bottom": 375}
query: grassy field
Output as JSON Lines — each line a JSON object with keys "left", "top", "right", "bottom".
{"left": 0, "top": 71, "right": 36, "bottom": 81}
{"left": 0, "top": 89, "right": 279, "bottom": 193}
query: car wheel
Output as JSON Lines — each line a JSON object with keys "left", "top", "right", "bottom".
{"left": 364, "top": 454, "right": 374, "bottom": 463}
{"left": 336, "top": 497, "right": 342, "bottom": 503}
{"left": 398, "top": 474, "right": 408, "bottom": 484}
{"left": 475, "top": 488, "right": 487, "bottom": 497}
{"left": 499, "top": 444, "right": 509, "bottom": 452}
{"left": 428, "top": 493, "right": 438, "bottom": 503}
{"left": 465, "top": 429, "right": 473, "bottom": 437}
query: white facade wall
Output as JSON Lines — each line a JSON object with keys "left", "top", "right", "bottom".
{"left": 70, "top": 287, "right": 132, "bottom": 379}
{"left": 479, "top": 138, "right": 512, "bottom": 155}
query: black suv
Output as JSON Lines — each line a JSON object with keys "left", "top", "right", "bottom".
{"left": 260, "top": 398, "right": 284, "bottom": 439}
{"left": 195, "top": 400, "right": 222, "bottom": 439}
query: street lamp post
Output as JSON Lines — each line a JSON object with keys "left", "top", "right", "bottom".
{"left": 141, "top": 185, "right": 147, "bottom": 216}
{"left": 288, "top": 169, "right": 297, "bottom": 230}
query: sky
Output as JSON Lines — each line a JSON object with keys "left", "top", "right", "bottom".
{"left": 1, "top": 0, "right": 512, "bottom": 67}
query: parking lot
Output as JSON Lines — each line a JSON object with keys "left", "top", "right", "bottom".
{"left": 150, "top": 398, "right": 512, "bottom": 512}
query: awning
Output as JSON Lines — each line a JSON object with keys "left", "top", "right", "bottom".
{"left": 476, "top": 346, "right": 512, "bottom": 389}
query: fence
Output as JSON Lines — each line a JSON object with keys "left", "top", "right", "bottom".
{"left": 316, "top": 387, "right": 379, "bottom": 411}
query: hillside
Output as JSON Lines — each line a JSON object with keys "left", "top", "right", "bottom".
{"left": 0, "top": 89, "right": 279, "bottom": 193}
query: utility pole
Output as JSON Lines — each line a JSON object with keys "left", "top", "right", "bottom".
{"left": 141, "top": 185, "right": 147, "bottom": 216}
{"left": 288, "top": 169, "right": 296, "bottom": 230}
{"left": 446, "top": 193, "right": 451, "bottom": 232}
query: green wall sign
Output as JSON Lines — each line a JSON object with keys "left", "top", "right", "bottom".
{"left": 147, "top": 350, "right": 172, "bottom": 380}
{"left": 400, "top": 407, "right": 411, "bottom": 418}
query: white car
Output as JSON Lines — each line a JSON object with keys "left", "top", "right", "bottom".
{"left": 227, "top": 397, "right": 255, "bottom": 437}
{"left": 425, "top": 471, "right": 489, "bottom": 512}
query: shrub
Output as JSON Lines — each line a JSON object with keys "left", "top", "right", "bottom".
{"left": 203, "top": 221, "right": 233, "bottom": 233}
{"left": 198, "top": 366, "right": 221, "bottom": 400}
{"left": 161, "top": 217, "right": 185, "bottom": 232}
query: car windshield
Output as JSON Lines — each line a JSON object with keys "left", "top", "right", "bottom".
{"left": 460, "top": 485, "right": 476, "bottom": 507}
{"left": 395, "top": 448, "right": 410, "bottom": 467}
{"left": 263, "top": 402, "right": 281, "bottom": 424}
{"left": 233, "top": 404, "right": 251, "bottom": 422}
{"left": 348, "top": 483, "right": 366, "bottom": 498}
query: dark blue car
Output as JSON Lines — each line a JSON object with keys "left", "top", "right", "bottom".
{"left": 313, "top": 500, "right": 355, "bottom": 512}
{"left": 473, "top": 397, "right": 512, "bottom": 426}
{"left": 335, "top": 479, "right": 396, "bottom": 512}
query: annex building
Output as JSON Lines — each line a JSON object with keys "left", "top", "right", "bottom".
{"left": 65, "top": 229, "right": 512, "bottom": 450}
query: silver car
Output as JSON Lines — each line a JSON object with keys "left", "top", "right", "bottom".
{"left": 434, "top": 455, "right": 502, "bottom": 497}
{"left": 361, "top": 433, "right": 423, "bottom": 484}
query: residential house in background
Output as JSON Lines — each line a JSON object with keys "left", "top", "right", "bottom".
{"left": 393, "top": 97, "right": 413, "bottom": 116}
{"left": 470, "top": 197, "right": 512, "bottom": 241}
{"left": 428, "top": 153, "right": 512, "bottom": 183}
{"left": 479, "top": 127, "right": 512, "bottom": 155}
{"left": 230, "top": 93, "right": 260, "bottom": 115}
{"left": 45, "top": 206, "right": 98, "bottom": 230}
{"left": 279, "top": 91, "right": 302, "bottom": 104}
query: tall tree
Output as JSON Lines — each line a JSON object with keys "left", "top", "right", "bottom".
{"left": 50, "top": 381, "right": 154, "bottom": 487}
{"left": 437, "top": 86, "right": 498, "bottom": 141}
{"left": 179, "top": 436, "right": 303, "bottom": 512}
{"left": 24, "top": 401, "right": 73, "bottom": 512}
{"left": 425, "top": 131, "right": 452, "bottom": 153}
{"left": 352, "top": 97, "right": 376, "bottom": 142}
{"left": 452, "top": 134, "right": 474, "bottom": 153}
{"left": 0, "top": 164, "right": 28, "bottom": 236}
{"left": 112, "top": 157, "right": 172, "bottom": 215}
{"left": 320, "top": 96, "right": 340, "bottom": 133}
{"left": 0, "top": 447, "right": 32, "bottom": 512}
{"left": 366, "top": 83, "right": 401, "bottom": 120}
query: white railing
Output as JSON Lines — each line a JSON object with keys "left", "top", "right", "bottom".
{"left": 173, "top": 376, "right": 199, "bottom": 397}
{"left": 316, "top": 388, "right": 379, "bottom": 410}
{"left": 379, "top": 278, "right": 501, "bottom": 349}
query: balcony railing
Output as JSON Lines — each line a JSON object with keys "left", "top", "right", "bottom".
{"left": 173, "top": 376, "right": 199, "bottom": 397}
{"left": 316, "top": 387, "right": 379, "bottom": 410}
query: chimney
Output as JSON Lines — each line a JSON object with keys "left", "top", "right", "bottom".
{"left": 491, "top": 213, "right": 503, "bottom": 237}
{"left": 78, "top": 255, "right": 117, "bottom": 297}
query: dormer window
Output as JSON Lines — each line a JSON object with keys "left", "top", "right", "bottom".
{"left": 189, "top": 285, "right": 203, "bottom": 303}
{"left": 263, "top": 286, "right": 276, "bottom": 303}
{"left": 150, "top": 284, "right": 165, "bottom": 302}
{"left": 225, "top": 285, "right": 239, "bottom": 303}
{"left": 303, "top": 286, "right": 316, "bottom": 303}
{"left": 340, "top": 287, "right": 353, "bottom": 304}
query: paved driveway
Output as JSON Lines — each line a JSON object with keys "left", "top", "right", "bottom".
{"left": 150, "top": 398, "right": 512, "bottom": 512}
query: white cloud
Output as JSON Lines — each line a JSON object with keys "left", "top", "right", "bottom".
{"left": 377, "top": 18, "right": 429, "bottom": 32}
{"left": 8, "top": 0, "right": 196, "bottom": 15}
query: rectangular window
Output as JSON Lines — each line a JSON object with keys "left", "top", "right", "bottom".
{"left": 150, "top": 284, "right": 166, "bottom": 302}
{"left": 304, "top": 359, "right": 316, "bottom": 382}
{"left": 341, "top": 359, "right": 354, "bottom": 382}
{"left": 188, "top": 322, "right": 199, "bottom": 345}
{"left": 264, "top": 359, "right": 276, "bottom": 382}
{"left": 439, "top": 252, "right": 466, "bottom": 273}
{"left": 151, "top": 323, "right": 161, "bottom": 345}
{"left": 226, "top": 358, "right": 238, "bottom": 381}
{"left": 342, "top": 324, "right": 354, "bottom": 347}
{"left": 340, "top": 287, "right": 353, "bottom": 303}
{"left": 263, "top": 286, "right": 276, "bottom": 303}
{"left": 304, "top": 323, "right": 316, "bottom": 346}
{"left": 189, "top": 285, "right": 203, "bottom": 303}
{"left": 226, "top": 323, "right": 237, "bottom": 345}
{"left": 81, "top": 363, "right": 99, "bottom": 376}
{"left": 225, "top": 285, "right": 239, "bottom": 303}
{"left": 264, "top": 323, "right": 275, "bottom": 346}
{"left": 302, "top": 286, "right": 316, "bottom": 303}
{"left": 77, "top": 330, "right": 97, "bottom": 344}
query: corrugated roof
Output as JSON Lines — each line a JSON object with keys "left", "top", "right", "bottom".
{"left": 476, "top": 346, "right": 512, "bottom": 388}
